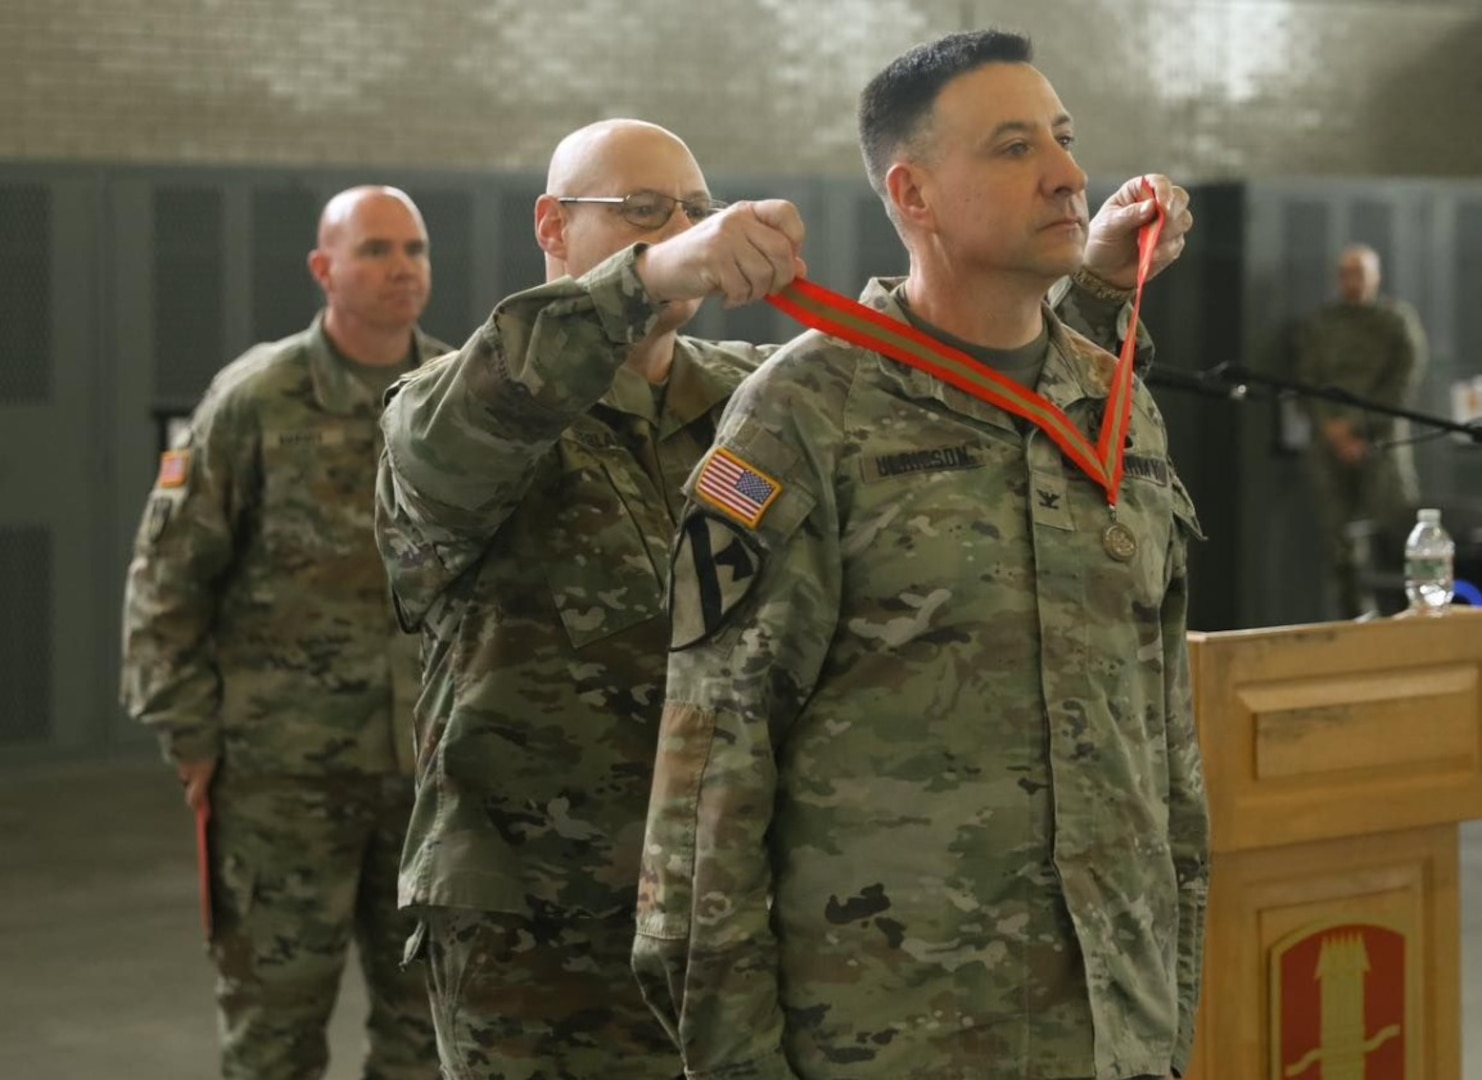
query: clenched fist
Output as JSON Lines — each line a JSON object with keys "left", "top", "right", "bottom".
{"left": 637, "top": 199, "right": 807, "bottom": 308}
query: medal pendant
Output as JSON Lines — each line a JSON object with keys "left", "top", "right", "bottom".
{"left": 1102, "top": 520, "right": 1138, "bottom": 562}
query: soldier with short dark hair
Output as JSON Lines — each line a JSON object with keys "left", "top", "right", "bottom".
{"left": 121, "top": 185, "right": 445, "bottom": 1080}
{"left": 634, "top": 31, "right": 1207, "bottom": 1080}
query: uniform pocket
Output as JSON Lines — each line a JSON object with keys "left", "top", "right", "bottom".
{"left": 216, "top": 851, "right": 257, "bottom": 925}
{"left": 423, "top": 909, "right": 481, "bottom": 1078}
{"left": 400, "top": 918, "right": 428, "bottom": 971}
{"left": 209, "top": 852, "right": 258, "bottom": 975}
{"left": 541, "top": 455, "right": 664, "bottom": 649}
{"left": 1112, "top": 473, "right": 1177, "bottom": 606}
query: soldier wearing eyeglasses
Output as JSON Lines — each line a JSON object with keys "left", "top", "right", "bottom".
{"left": 375, "top": 117, "right": 1192, "bottom": 1080}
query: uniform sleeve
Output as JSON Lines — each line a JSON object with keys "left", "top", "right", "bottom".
{"left": 119, "top": 386, "right": 255, "bottom": 766}
{"left": 633, "top": 370, "right": 843, "bottom": 1080}
{"left": 1164, "top": 474, "right": 1210, "bottom": 1075}
{"left": 1367, "top": 303, "right": 1428, "bottom": 424}
{"left": 1051, "top": 274, "right": 1156, "bottom": 373}
{"left": 375, "top": 245, "right": 666, "bottom": 627}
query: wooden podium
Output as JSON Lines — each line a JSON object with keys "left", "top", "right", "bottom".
{"left": 1184, "top": 609, "right": 1482, "bottom": 1080}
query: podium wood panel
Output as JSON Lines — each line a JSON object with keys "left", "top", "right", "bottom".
{"left": 1183, "top": 610, "right": 1481, "bottom": 1080}
{"left": 1190, "top": 612, "right": 1482, "bottom": 854}
{"left": 1184, "top": 825, "right": 1458, "bottom": 1080}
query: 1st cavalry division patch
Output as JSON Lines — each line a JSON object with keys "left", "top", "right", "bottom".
{"left": 669, "top": 513, "right": 763, "bottom": 650}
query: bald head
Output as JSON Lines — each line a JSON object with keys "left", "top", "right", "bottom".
{"left": 536, "top": 119, "right": 710, "bottom": 283}
{"left": 317, "top": 186, "right": 426, "bottom": 250}
{"left": 1337, "top": 244, "right": 1381, "bottom": 305}
{"left": 308, "top": 185, "right": 431, "bottom": 351}
{"left": 546, "top": 119, "right": 699, "bottom": 197}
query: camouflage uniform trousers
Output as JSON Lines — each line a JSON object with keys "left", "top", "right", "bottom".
{"left": 209, "top": 770, "right": 439, "bottom": 1079}
{"left": 417, "top": 907, "right": 681, "bottom": 1080}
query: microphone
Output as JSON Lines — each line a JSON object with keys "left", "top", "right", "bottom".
{"left": 1145, "top": 364, "right": 1250, "bottom": 402}
{"left": 1206, "top": 362, "right": 1248, "bottom": 401}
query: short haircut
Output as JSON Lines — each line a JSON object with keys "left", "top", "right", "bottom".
{"left": 858, "top": 30, "right": 1034, "bottom": 202}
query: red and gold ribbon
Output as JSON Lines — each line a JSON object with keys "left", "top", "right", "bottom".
{"left": 767, "top": 187, "right": 1164, "bottom": 508}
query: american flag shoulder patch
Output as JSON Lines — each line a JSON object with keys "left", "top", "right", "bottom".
{"left": 694, "top": 447, "right": 782, "bottom": 529}
{"left": 157, "top": 449, "right": 191, "bottom": 489}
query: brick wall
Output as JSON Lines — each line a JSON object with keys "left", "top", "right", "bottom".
{"left": 1, "top": 0, "right": 1479, "bottom": 182}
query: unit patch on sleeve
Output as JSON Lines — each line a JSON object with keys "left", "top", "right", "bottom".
{"left": 145, "top": 494, "right": 175, "bottom": 542}
{"left": 156, "top": 449, "right": 191, "bottom": 489}
{"left": 669, "top": 513, "right": 763, "bottom": 650}
{"left": 694, "top": 447, "right": 782, "bottom": 530}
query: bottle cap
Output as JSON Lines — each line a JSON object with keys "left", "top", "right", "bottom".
{"left": 1419, "top": 508, "right": 1441, "bottom": 523}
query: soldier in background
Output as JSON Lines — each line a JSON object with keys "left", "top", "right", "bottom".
{"left": 121, "top": 186, "right": 445, "bottom": 1080}
{"left": 634, "top": 31, "right": 1206, "bottom": 1080}
{"left": 375, "top": 116, "right": 1192, "bottom": 1079}
{"left": 1296, "top": 243, "right": 1428, "bottom": 618}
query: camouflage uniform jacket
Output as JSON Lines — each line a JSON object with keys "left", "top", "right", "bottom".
{"left": 634, "top": 279, "right": 1209, "bottom": 1080}
{"left": 376, "top": 247, "right": 772, "bottom": 919}
{"left": 121, "top": 313, "right": 449, "bottom": 777}
{"left": 374, "top": 248, "right": 1138, "bottom": 922}
{"left": 1295, "top": 296, "right": 1428, "bottom": 500}
{"left": 1295, "top": 296, "right": 1426, "bottom": 437}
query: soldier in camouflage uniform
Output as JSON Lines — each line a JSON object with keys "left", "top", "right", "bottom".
{"left": 1295, "top": 243, "right": 1428, "bottom": 618}
{"left": 634, "top": 33, "right": 1207, "bottom": 1080}
{"left": 375, "top": 118, "right": 1192, "bottom": 1080}
{"left": 121, "top": 186, "right": 445, "bottom": 1080}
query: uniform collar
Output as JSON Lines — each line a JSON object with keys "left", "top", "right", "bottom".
{"left": 596, "top": 337, "right": 742, "bottom": 439}
{"left": 306, "top": 310, "right": 442, "bottom": 416}
{"left": 660, "top": 338, "right": 745, "bottom": 438}
{"left": 859, "top": 277, "right": 1116, "bottom": 430}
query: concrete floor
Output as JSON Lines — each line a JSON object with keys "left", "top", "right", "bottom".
{"left": 0, "top": 759, "right": 1479, "bottom": 1079}
{"left": 0, "top": 760, "right": 374, "bottom": 1080}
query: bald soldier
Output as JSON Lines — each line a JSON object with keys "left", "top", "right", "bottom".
{"left": 1296, "top": 243, "right": 1428, "bottom": 617}
{"left": 375, "top": 118, "right": 1193, "bottom": 1079}
{"left": 122, "top": 186, "right": 445, "bottom": 1079}
{"left": 634, "top": 31, "right": 1206, "bottom": 1080}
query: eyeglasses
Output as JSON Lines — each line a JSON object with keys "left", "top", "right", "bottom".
{"left": 554, "top": 192, "right": 729, "bottom": 230}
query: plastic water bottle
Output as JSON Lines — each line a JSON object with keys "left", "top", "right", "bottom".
{"left": 1404, "top": 508, "right": 1455, "bottom": 612}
